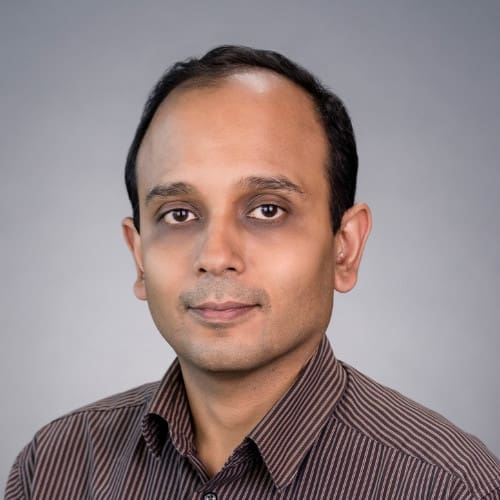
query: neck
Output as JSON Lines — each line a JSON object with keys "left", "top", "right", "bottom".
{"left": 179, "top": 342, "right": 320, "bottom": 478}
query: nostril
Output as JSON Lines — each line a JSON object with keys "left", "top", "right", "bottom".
{"left": 197, "top": 265, "right": 237, "bottom": 275}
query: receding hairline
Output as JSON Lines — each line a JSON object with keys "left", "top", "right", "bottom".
{"left": 170, "top": 65, "right": 294, "bottom": 92}
{"left": 147, "top": 66, "right": 323, "bottom": 125}
{"left": 136, "top": 66, "right": 328, "bottom": 176}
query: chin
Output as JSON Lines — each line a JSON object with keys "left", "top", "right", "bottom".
{"left": 178, "top": 339, "right": 275, "bottom": 374}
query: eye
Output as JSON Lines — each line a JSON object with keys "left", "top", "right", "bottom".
{"left": 162, "top": 208, "right": 198, "bottom": 225}
{"left": 248, "top": 204, "right": 285, "bottom": 220}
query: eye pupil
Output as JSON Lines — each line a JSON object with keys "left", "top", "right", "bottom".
{"left": 261, "top": 205, "right": 278, "bottom": 217}
{"left": 173, "top": 209, "right": 189, "bottom": 222}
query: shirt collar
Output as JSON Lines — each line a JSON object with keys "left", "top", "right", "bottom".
{"left": 248, "top": 336, "right": 346, "bottom": 491}
{"left": 142, "top": 335, "right": 346, "bottom": 491}
{"left": 142, "top": 358, "right": 194, "bottom": 457}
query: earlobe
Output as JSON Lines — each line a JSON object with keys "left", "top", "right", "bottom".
{"left": 333, "top": 203, "right": 372, "bottom": 293}
{"left": 122, "top": 217, "right": 147, "bottom": 301}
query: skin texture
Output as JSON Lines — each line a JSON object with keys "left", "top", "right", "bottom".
{"left": 123, "top": 70, "right": 371, "bottom": 476}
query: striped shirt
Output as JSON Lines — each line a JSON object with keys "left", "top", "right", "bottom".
{"left": 5, "top": 336, "right": 500, "bottom": 499}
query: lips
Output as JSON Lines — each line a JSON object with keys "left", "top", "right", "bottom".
{"left": 188, "top": 301, "right": 259, "bottom": 322}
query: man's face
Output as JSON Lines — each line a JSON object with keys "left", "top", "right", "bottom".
{"left": 127, "top": 70, "right": 338, "bottom": 374}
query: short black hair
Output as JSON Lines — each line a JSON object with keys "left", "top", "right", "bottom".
{"left": 125, "top": 45, "right": 358, "bottom": 233}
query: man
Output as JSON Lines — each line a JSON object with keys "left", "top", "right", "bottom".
{"left": 6, "top": 45, "right": 500, "bottom": 499}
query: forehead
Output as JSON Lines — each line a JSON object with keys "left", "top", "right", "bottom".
{"left": 136, "top": 69, "right": 329, "bottom": 197}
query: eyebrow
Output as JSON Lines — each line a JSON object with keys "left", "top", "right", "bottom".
{"left": 145, "top": 182, "right": 195, "bottom": 206}
{"left": 144, "top": 175, "right": 304, "bottom": 206}
{"left": 238, "top": 175, "right": 305, "bottom": 196}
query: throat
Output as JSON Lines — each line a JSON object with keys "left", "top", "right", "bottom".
{"left": 192, "top": 395, "right": 264, "bottom": 477}
{"left": 195, "top": 432, "right": 246, "bottom": 478}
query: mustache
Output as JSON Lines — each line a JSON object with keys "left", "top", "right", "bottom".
{"left": 180, "top": 276, "right": 270, "bottom": 309}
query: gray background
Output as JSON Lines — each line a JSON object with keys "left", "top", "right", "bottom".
{"left": 1, "top": 0, "right": 499, "bottom": 491}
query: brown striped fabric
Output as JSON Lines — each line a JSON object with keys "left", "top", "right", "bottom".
{"left": 6, "top": 336, "right": 500, "bottom": 499}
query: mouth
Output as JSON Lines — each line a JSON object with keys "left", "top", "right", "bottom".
{"left": 187, "top": 301, "right": 260, "bottom": 323}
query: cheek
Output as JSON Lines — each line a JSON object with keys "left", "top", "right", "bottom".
{"left": 142, "top": 244, "right": 193, "bottom": 342}
{"left": 142, "top": 242, "right": 193, "bottom": 301}
{"left": 257, "top": 235, "right": 335, "bottom": 317}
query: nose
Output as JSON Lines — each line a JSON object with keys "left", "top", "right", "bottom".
{"left": 194, "top": 217, "right": 245, "bottom": 276}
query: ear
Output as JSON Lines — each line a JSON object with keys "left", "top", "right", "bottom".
{"left": 333, "top": 203, "right": 372, "bottom": 293}
{"left": 122, "top": 217, "right": 147, "bottom": 301}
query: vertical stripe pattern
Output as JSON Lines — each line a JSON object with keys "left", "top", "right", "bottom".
{"left": 5, "top": 337, "right": 500, "bottom": 499}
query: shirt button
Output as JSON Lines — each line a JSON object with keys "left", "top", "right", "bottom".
{"left": 204, "top": 494, "right": 217, "bottom": 500}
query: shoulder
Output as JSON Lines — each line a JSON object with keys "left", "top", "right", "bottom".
{"left": 335, "top": 362, "right": 500, "bottom": 499}
{"left": 5, "top": 382, "right": 159, "bottom": 499}
{"left": 34, "top": 380, "right": 159, "bottom": 445}
{"left": 6, "top": 382, "right": 161, "bottom": 498}
{"left": 63, "top": 380, "right": 160, "bottom": 416}
{"left": 6, "top": 381, "right": 160, "bottom": 498}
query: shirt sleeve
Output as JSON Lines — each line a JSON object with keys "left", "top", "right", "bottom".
{"left": 4, "top": 441, "right": 36, "bottom": 500}
{"left": 4, "top": 458, "right": 24, "bottom": 500}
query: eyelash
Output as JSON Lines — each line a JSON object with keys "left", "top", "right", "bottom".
{"left": 247, "top": 204, "right": 286, "bottom": 221}
{"left": 161, "top": 208, "right": 198, "bottom": 225}
{"left": 159, "top": 203, "right": 286, "bottom": 225}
